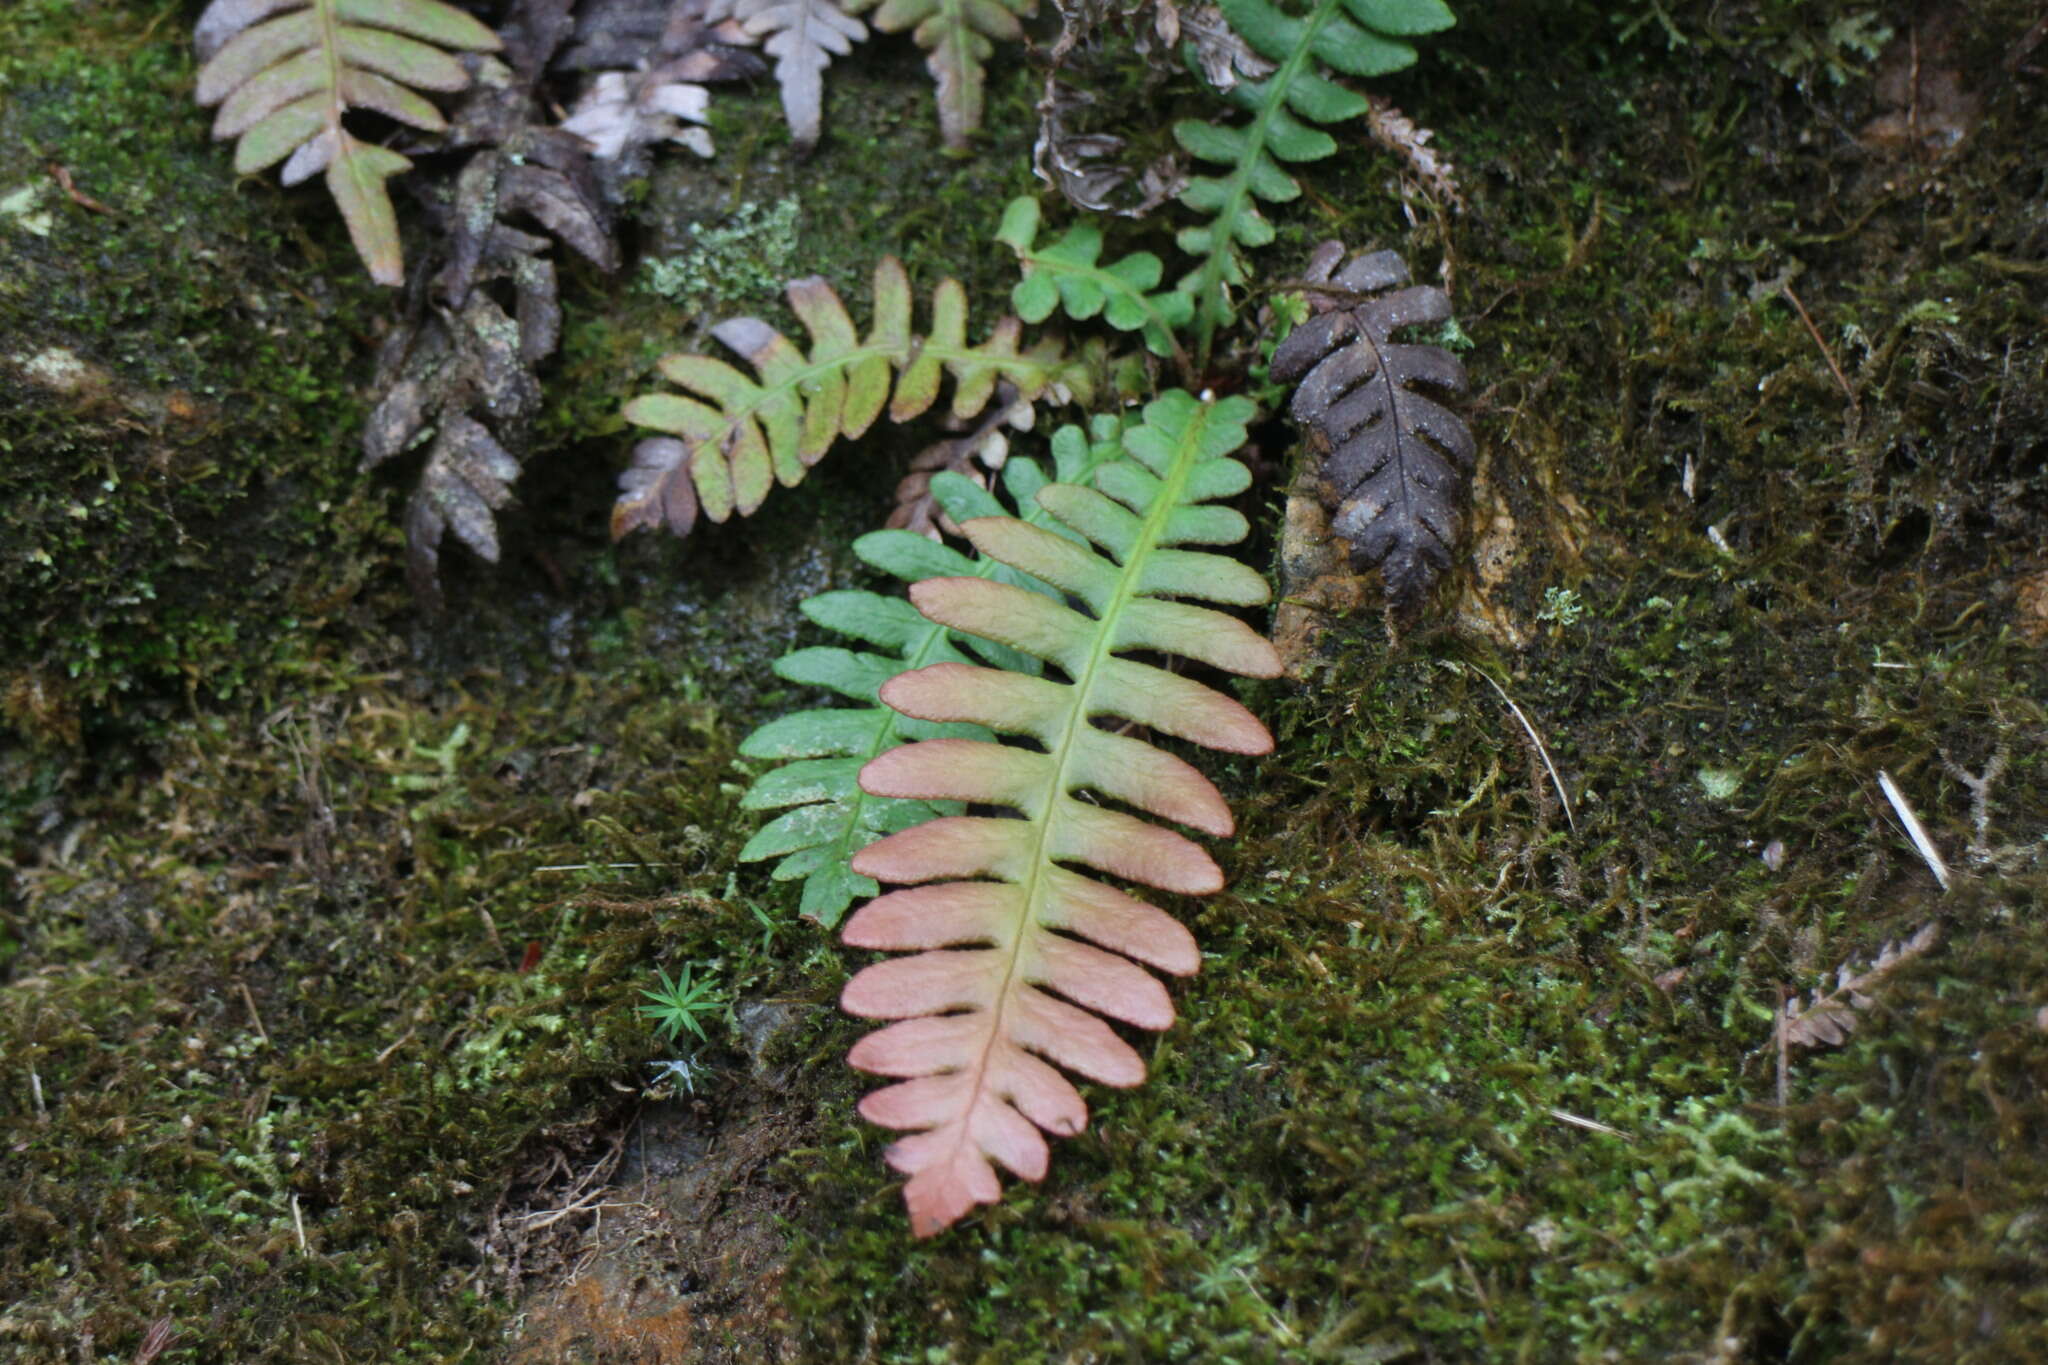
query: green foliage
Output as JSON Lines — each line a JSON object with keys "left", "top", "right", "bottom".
{"left": 638, "top": 962, "right": 730, "bottom": 1043}
{"left": 737, "top": 417, "right": 1128, "bottom": 926}
{"left": 617, "top": 255, "right": 1093, "bottom": 539}
{"left": 1172, "top": 0, "right": 1455, "bottom": 356}
{"left": 996, "top": 197, "right": 1194, "bottom": 363}
{"left": 825, "top": 391, "right": 1285, "bottom": 1235}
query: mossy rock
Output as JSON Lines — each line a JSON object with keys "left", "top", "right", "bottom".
{"left": 0, "top": 1, "right": 400, "bottom": 739}
{"left": 3, "top": 0, "right": 2047, "bottom": 1362}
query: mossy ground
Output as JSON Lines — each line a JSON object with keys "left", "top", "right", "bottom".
{"left": 4, "top": 0, "right": 2046, "bottom": 1362}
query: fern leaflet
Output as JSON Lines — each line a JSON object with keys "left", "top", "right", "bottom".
{"left": 1173, "top": 0, "right": 1453, "bottom": 358}
{"left": 617, "top": 256, "right": 1091, "bottom": 539}
{"left": 836, "top": 390, "right": 1282, "bottom": 1236}
{"left": 194, "top": 0, "right": 503, "bottom": 285}
{"left": 738, "top": 419, "right": 1128, "bottom": 926}
{"left": 996, "top": 197, "right": 1194, "bottom": 366}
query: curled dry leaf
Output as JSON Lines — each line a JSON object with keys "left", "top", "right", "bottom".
{"left": 885, "top": 386, "right": 1034, "bottom": 539}
{"left": 1364, "top": 94, "right": 1464, "bottom": 211}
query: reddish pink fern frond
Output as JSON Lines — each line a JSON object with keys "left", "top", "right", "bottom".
{"left": 836, "top": 390, "right": 1280, "bottom": 1236}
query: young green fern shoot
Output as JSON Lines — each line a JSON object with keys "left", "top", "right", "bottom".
{"left": 838, "top": 390, "right": 1282, "bottom": 1236}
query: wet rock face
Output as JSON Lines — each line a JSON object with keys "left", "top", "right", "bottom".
{"left": 0, "top": 20, "right": 388, "bottom": 736}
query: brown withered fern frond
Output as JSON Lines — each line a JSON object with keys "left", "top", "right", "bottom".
{"left": 835, "top": 390, "right": 1281, "bottom": 1236}
{"left": 1271, "top": 241, "right": 1474, "bottom": 616}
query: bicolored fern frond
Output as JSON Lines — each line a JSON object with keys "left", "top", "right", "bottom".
{"left": 841, "top": 0, "right": 1035, "bottom": 149}
{"left": 617, "top": 256, "right": 1092, "bottom": 539}
{"left": 837, "top": 390, "right": 1282, "bottom": 1236}
{"left": 738, "top": 419, "right": 1128, "bottom": 926}
{"left": 996, "top": 197, "right": 1194, "bottom": 366}
{"left": 195, "top": 0, "right": 503, "bottom": 285}
{"left": 1173, "top": 0, "right": 1453, "bottom": 357}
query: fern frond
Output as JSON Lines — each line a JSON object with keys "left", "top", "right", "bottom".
{"left": 1172, "top": 0, "right": 1453, "bottom": 356}
{"left": 738, "top": 419, "right": 1127, "bottom": 926}
{"left": 710, "top": 0, "right": 869, "bottom": 149}
{"left": 194, "top": 0, "right": 503, "bottom": 285}
{"left": 1271, "top": 241, "right": 1473, "bottom": 613}
{"left": 841, "top": 0, "right": 1035, "bottom": 149}
{"left": 996, "top": 197, "right": 1194, "bottom": 366}
{"left": 838, "top": 391, "right": 1282, "bottom": 1236}
{"left": 617, "top": 256, "right": 1092, "bottom": 539}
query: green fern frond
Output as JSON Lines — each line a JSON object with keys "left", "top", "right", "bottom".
{"left": 617, "top": 256, "right": 1092, "bottom": 540}
{"left": 996, "top": 198, "right": 1194, "bottom": 367}
{"left": 194, "top": 0, "right": 502, "bottom": 285}
{"left": 1173, "top": 0, "right": 1454, "bottom": 357}
{"left": 836, "top": 389, "right": 1283, "bottom": 1236}
{"left": 736, "top": 418, "right": 1127, "bottom": 927}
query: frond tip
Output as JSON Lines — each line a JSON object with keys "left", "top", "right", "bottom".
{"left": 194, "top": 0, "right": 503, "bottom": 285}
{"left": 837, "top": 391, "right": 1281, "bottom": 1236}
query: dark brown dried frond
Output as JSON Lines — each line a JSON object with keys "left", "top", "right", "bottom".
{"left": 1363, "top": 95, "right": 1464, "bottom": 212}
{"left": 1270, "top": 242, "right": 1474, "bottom": 616}
{"left": 1781, "top": 922, "right": 1940, "bottom": 1049}
{"left": 362, "top": 1, "right": 621, "bottom": 608}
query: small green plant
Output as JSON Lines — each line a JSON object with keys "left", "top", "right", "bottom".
{"left": 637, "top": 962, "right": 728, "bottom": 1043}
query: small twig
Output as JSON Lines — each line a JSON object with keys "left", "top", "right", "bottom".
{"left": 28, "top": 1062, "right": 47, "bottom": 1122}
{"left": 291, "top": 1195, "right": 309, "bottom": 1255}
{"left": 1546, "top": 1107, "right": 1630, "bottom": 1140}
{"left": 1775, "top": 983, "right": 1790, "bottom": 1108}
{"left": 534, "top": 862, "right": 671, "bottom": 873}
{"left": 237, "top": 980, "right": 271, "bottom": 1046}
{"left": 45, "top": 161, "right": 114, "bottom": 215}
{"left": 1781, "top": 286, "right": 1856, "bottom": 408}
{"left": 374, "top": 1027, "right": 416, "bottom": 1065}
{"left": 1877, "top": 770, "right": 1951, "bottom": 891}
{"left": 1941, "top": 744, "right": 2009, "bottom": 867}
{"left": 132, "top": 1317, "right": 176, "bottom": 1365}
{"left": 1465, "top": 667, "right": 1576, "bottom": 836}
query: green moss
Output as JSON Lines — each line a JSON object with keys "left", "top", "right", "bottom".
{"left": 5, "top": 0, "right": 2047, "bottom": 1361}
{"left": 0, "top": 0, "right": 388, "bottom": 734}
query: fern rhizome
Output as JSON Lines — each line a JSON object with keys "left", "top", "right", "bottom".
{"left": 190, "top": 0, "right": 1469, "bottom": 1237}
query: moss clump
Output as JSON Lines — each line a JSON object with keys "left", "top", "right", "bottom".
{"left": 0, "top": 1, "right": 395, "bottom": 735}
